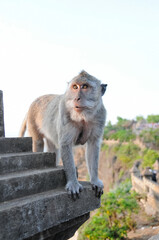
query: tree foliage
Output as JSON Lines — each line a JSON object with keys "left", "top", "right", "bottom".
{"left": 78, "top": 180, "right": 139, "bottom": 240}
{"left": 103, "top": 117, "right": 136, "bottom": 142}
{"left": 116, "top": 117, "right": 128, "bottom": 127}
{"left": 136, "top": 115, "right": 145, "bottom": 122}
{"left": 140, "top": 128, "right": 159, "bottom": 149}
{"left": 147, "top": 115, "right": 159, "bottom": 123}
{"left": 142, "top": 149, "right": 159, "bottom": 168}
{"left": 113, "top": 143, "right": 141, "bottom": 167}
{"left": 104, "top": 115, "right": 159, "bottom": 149}
{"left": 110, "top": 129, "right": 136, "bottom": 142}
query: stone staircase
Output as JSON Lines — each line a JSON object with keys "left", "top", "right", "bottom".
{"left": 0, "top": 90, "right": 100, "bottom": 240}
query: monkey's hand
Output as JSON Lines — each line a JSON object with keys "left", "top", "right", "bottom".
{"left": 91, "top": 179, "right": 104, "bottom": 198}
{"left": 66, "top": 181, "right": 83, "bottom": 200}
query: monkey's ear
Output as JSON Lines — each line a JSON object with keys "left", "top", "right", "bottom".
{"left": 101, "top": 84, "right": 107, "bottom": 96}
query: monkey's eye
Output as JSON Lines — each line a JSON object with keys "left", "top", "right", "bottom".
{"left": 81, "top": 84, "right": 88, "bottom": 89}
{"left": 72, "top": 84, "right": 78, "bottom": 89}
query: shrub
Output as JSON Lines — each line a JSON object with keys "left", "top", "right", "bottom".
{"left": 104, "top": 129, "right": 136, "bottom": 142}
{"left": 140, "top": 128, "right": 159, "bottom": 149}
{"left": 119, "top": 169, "right": 125, "bottom": 179}
{"left": 103, "top": 121, "right": 117, "bottom": 140}
{"left": 116, "top": 117, "right": 129, "bottom": 127}
{"left": 147, "top": 115, "right": 159, "bottom": 123}
{"left": 115, "top": 143, "right": 141, "bottom": 168}
{"left": 101, "top": 143, "right": 109, "bottom": 151}
{"left": 142, "top": 149, "right": 159, "bottom": 168}
{"left": 111, "top": 129, "right": 136, "bottom": 142}
{"left": 136, "top": 115, "right": 145, "bottom": 122}
{"left": 79, "top": 180, "right": 139, "bottom": 240}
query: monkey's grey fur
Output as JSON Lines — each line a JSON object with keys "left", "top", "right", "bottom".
{"left": 19, "top": 70, "right": 107, "bottom": 199}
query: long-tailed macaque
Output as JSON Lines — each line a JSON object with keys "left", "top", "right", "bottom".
{"left": 19, "top": 71, "right": 107, "bottom": 199}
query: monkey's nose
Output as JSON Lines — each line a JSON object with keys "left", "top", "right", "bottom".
{"left": 75, "top": 97, "right": 80, "bottom": 102}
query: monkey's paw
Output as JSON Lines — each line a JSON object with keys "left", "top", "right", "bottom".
{"left": 66, "top": 181, "right": 83, "bottom": 200}
{"left": 91, "top": 179, "right": 104, "bottom": 198}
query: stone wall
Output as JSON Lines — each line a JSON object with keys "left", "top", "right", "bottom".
{"left": 131, "top": 170, "right": 159, "bottom": 215}
{"left": 0, "top": 90, "right": 5, "bottom": 137}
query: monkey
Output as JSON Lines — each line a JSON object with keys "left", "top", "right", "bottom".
{"left": 19, "top": 70, "right": 107, "bottom": 199}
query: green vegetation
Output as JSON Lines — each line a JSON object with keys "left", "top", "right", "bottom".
{"left": 78, "top": 180, "right": 139, "bottom": 240}
{"left": 135, "top": 114, "right": 159, "bottom": 123}
{"left": 116, "top": 117, "right": 129, "bottom": 127}
{"left": 110, "top": 129, "right": 136, "bottom": 142}
{"left": 113, "top": 143, "right": 141, "bottom": 168}
{"left": 136, "top": 115, "right": 145, "bottom": 122}
{"left": 147, "top": 114, "right": 159, "bottom": 123}
{"left": 78, "top": 115, "right": 159, "bottom": 240}
{"left": 119, "top": 169, "right": 125, "bottom": 179}
{"left": 140, "top": 128, "right": 159, "bottom": 149}
{"left": 142, "top": 149, "right": 159, "bottom": 168}
{"left": 103, "top": 115, "right": 159, "bottom": 168}
{"left": 78, "top": 114, "right": 159, "bottom": 240}
{"left": 103, "top": 118, "right": 136, "bottom": 142}
{"left": 102, "top": 141, "right": 159, "bottom": 170}
{"left": 104, "top": 115, "right": 159, "bottom": 144}
{"left": 101, "top": 143, "right": 109, "bottom": 151}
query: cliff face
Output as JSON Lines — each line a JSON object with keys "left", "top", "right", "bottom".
{"left": 74, "top": 144, "right": 129, "bottom": 192}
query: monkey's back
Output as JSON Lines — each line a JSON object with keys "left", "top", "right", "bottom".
{"left": 27, "top": 94, "right": 59, "bottom": 133}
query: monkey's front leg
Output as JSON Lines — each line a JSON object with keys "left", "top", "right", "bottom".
{"left": 60, "top": 144, "right": 83, "bottom": 200}
{"left": 86, "top": 139, "right": 104, "bottom": 198}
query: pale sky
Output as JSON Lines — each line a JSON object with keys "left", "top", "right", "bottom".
{"left": 0, "top": 0, "right": 159, "bottom": 137}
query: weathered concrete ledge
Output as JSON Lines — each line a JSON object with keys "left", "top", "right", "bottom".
{"left": 25, "top": 212, "right": 90, "bottom": 240}
{"left": 0, "top": 152, "right": 56, "bottom": 174}
{"left": 0, "top": 182, "right": 100, "bottom": 240}
{"left": 0, "top": 167, "right": 66, "bottom": 202}
{"left": 0, "top": 137, "right": 32, "bottom": 153}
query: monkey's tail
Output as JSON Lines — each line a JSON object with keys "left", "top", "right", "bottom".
{"left": 19, "top": 114, "right": 27, "bottom": 137}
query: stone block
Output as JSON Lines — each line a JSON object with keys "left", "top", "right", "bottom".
{"left": 25, "top": 213, "right": 90, "bottom": 240}
{"left": 0, "top": 137, "right": 32, "bottom": 153}
{"left": 0, "top": 152, "right": 56, "bottom": 174}
{"left": 0, "top": 182, "right": 100, "bottom": 240}
{"left": 0, "top": 167, "right": 66, "bottom": 202}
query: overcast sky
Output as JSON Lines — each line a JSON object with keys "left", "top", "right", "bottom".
{"left": 0, "top": 0, "right": 159, "bottom": 137}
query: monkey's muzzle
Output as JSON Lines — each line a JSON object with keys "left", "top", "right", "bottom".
{"left": 75, "top": 106, "right": 84, "bottom": 112}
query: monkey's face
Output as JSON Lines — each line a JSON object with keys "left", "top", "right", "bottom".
{"left": 65, "top": 71, "right": 107, "bottom": 119}
{"left": 71, "top": 82, "right": 92, "bottom": 112}
{"left": 66, "top": 80, "right": 102, "bottom": 113}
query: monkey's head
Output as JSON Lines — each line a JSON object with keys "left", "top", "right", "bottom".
{"left": 65, "top": 71, "right": 107, "bottom": 116}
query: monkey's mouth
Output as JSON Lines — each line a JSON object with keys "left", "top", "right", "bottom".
{"left": 75, "top": 106, "right": 84, "bottom": 111}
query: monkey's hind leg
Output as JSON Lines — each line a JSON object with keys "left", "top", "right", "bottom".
{"left": 45, "top": 139, "right": 60, "bottom": 166}
{"left": 28, "top": 125, "right": 44, "bottom": 152}
{"left": 32, "top": 138, "right": 44, "bottom": 152}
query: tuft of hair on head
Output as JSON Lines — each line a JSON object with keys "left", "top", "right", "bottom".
{"left": 70, "top": 70, "right": 101, "bottom": 87}
{"left": 79, "top": 70, "right": 89, "bottom": 77}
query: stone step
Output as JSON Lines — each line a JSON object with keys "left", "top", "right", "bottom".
{"left": 0, "top": 182, "right": 100, "bottom": 240}
{"left": 0, "top": 137, "right": 32, "bottom": 154}
{"left": 0, "top": 152, "right": 56, "bottom": 174}
{"left": 0, "top": 167, "right": 66, "bottom": 202}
